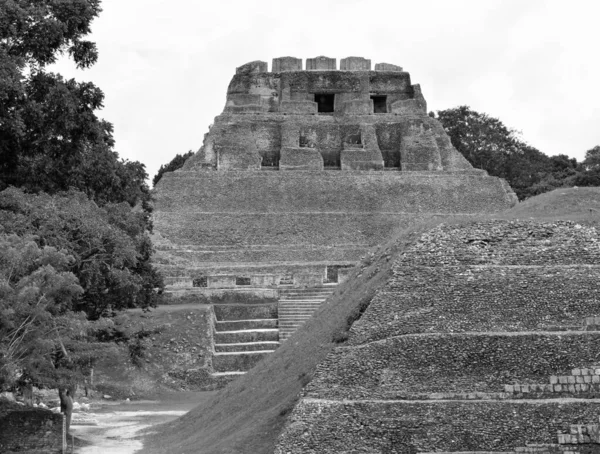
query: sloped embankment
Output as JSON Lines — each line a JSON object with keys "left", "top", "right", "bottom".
{"left": 141, "top": 216, "right": 451, "bottom": 454}
{"left": 275, "top": 219, "right": 600, "bottom": 453}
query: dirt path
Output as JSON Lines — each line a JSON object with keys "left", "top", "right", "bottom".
{"left": 70, "top": 392, "right": 217, "bottom": 454}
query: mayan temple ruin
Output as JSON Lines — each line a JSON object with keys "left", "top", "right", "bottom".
{"left": 152, "top": 56, "right": 518, "bottom": 379}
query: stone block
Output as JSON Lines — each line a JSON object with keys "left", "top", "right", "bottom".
{"left": 576, "top": 376, "right": 584, "bottom": 383}
{"left": 208, "top": 275, "right": 236, "bottom": 289}
{"left": 280, "top": 147, "right": 324, "bottom": 171}
{"left": 572, "top": 368, "right": 582, "bottom": 375}
{"left": 343, "top": 99, "right": 373, "bottom": 115}
{"left": 559, "top": 376, "right": 568, "bottom": 384}
{"left": 582, "top": 368, "right": 590, "bottom": 375}
{"left": 569, "top": 384, "right": 576, "bottom": 392}
{"left": 272, "top": 56, "right": 302, "bottom": 72}
{"left": 340, "top": 57, "right": 371, "bottom": 71}
{"left": 375, "top": 62, "right": 403, "bottom": 71}
{"left": 504, "top": 384, "right": 514, "bottom": 393}
{"left": 340, "top": 149, "right": 384, "bottom": 171}
{"left": 555, "top": 384, "right": 563, "bottom": 392}
{"left": 280, "top": 100, "right": 317, "bottom": 115}
{"left": 568, "top": 376, "right": 576, "bottom": 384}
{"left": 306, "top": 56, "right": 336, "bottom": 70}
{"left": 236, "top": 60, "right": 268, "bottom": 74}
{"left": 550, "top": 375, "right": 558, "bottom": 384}
{"left": 585, "top": 375, "right": 592, "bottom": 383}
{"left": 593, "top": 375, "right": 600, "bottom": 383}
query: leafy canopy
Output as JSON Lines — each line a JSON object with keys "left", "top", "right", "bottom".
{"left": 0, "top": 0, "right": 149, "bottom": 207}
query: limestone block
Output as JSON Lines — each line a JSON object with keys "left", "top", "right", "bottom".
{"left": 391, "top": 99, "right": 425, "bottom": 115}
{"left": 375, "top": 62, "right": 403, "bottom": 71}
{"left": 400, "top": 121, "right": 443, "bottom": 171}
{"left": 273, "top": 57, "right": 302, "bottom": 72}
{"left": 280, "top": 147, "right": 324, "bottom": 171}
{"left": 236, "top": 60, "right": 268, "bottom": 74}
{"left": 226, "top": 105, "right": 264, "bottom": 113}
{"left": 343, "top": 99, "right": 373, "bottom": 115}
{"left": 341, "top": 149, "right": 384, "bottom": 171}
{"left": 340, "top": 57, "right": 371, "bottom": 71}
{"left": 306, "top": 56, "right": 336, "bottom": 70}
{"left": 280, "top": 100, "right": 317, "bottom": 115}
{"left": 207, "top": 275, "right": 236, "bottom": 289}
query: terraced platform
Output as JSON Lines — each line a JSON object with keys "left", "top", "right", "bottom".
{"left": 275, "top": 220, "right": 600, "bottom": 453}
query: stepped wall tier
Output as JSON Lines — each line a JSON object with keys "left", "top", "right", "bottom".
{"left": 275, "top": 221, "right": 600, "bottom": 453}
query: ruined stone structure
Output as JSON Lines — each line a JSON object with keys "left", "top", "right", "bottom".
{"left": 152, "top": 56, "right": 517, "bottom": 379}
{"left": 275, "top": 220, "right": 600, "bottom": 453}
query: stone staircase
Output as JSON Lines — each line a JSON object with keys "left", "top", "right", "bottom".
{"left": 278, "top": 287, "right": 335, "bottom": 341}
{"left": 211, "top": 303, "right": 280, "bottom": 378}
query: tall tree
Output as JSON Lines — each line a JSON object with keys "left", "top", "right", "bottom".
{"left": 0, "top": 0, "right": 149, "bottom": 207}
{"left": 153, "top": 150, "right": 195, "bottom": 186}
{"left": 434, "top": 106, "right": 554, "bottom": 199}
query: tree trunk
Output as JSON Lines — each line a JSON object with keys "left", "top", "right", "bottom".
{"left": 22, "top": 383, "right": 33, "bottom": 406}
{"left": 58, "top": 386, "right": 75, "bottom": 433}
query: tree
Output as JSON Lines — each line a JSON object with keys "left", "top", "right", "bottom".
{"left": 0, "top": 232, "right": 118, "bottom": 430}
{"left": 0, "top": 0, "right": 149, "bottom": 208}
{"left": 153, "top": 150, "right": 195, "bottom": 186}
{"left": 434, "top": 106, "right": 556, "bottom": 200}
{"left": 0, "top": 188, "right": 163, "bottom": 320}
{"left": 583, "top": 145, "right": 600, "bottom": 170}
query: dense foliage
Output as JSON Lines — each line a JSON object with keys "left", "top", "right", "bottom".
{"left": 434, "top": 106, "right": 599, "bottom": 199}
{"left": 0, "top": 0, "right": 162, "bottom": 410}
{"left": 152, "top": 150, "right": 194, "bottom": 186}
{"left": 0, "top": 0, "right": 149, "bottom": 206}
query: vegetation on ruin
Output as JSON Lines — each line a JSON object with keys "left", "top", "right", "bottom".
{"left": 434, "top": 106, "right": 600, "bottom": 200}
{"left": 152, "top": 150, "right": 194, "bottom": 186}
{"left": 0, "top": 0, "right": 163, "bottom": 429}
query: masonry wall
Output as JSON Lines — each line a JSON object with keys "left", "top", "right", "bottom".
{"left": 0, "top": 403, "right": 64, "bottom": 453}
{"left": 276, "top": 400, "right": 600, "bottom": 454}
{"left": 154, "top": 171, "right": 514, "bottom": 248}
{"left": 306, "top": 333, "right": 600, "bottom": 399}
{"left": 274, "top": 221, "right": 600, "bottom": 453}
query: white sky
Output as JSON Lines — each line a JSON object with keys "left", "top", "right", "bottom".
{"left": 50, "top": 0, "right": 600, "bottom": 183}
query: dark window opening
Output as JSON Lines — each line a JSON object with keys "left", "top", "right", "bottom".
{"left": 371, "top": 95, "right": 387, "bottom": 113}
{"left": 315, "top": 94, "right": 335, "bottom": 113}
{"left": 193, "top": 276, "right": 208, "bottom": 288}
{"left": 345, "top": 132, "right": 362, "bottom": 146}
{"left": 325, "top": 266, "right": 339, "bottom": 283}
{"left": 299, "top": 134, "right": 310, "bottom": 148}
{"left": 236, "top": 276, "right": 251, "bottom": 286}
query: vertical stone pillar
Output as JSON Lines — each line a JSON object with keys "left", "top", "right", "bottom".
{"left": 306, "top": 56, "right": 336, "bottom": 70}
{"left": 340, "top": 57, "right": 371, "bottom": 71}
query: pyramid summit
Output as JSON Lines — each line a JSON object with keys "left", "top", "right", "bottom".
{"left": 151, "top": 57, "right": 517, "bottom": 381}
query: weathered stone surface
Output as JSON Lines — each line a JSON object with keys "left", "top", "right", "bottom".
{"left": 235, "top": 60, "right": 268, "bottom": 74}
{"left": 340, "top": 56, "right": 371, "bottom": 70}
{"left": 274, "top": 221, "right": 600, "bottom": 453}
{"left": 375, "top": 62, "right": 403, "bottom": 71}
{"left": 272, "top": 56, "right": 302, "bottom": 72}
{"left": 306, "top": 56, "right": 336, "bottom": 70}
{"left": 154, "top": 57, "right": 516, "bottom": 294}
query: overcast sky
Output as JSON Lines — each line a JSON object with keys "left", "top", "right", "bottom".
{"left": 51, "top": 0, "right": 600, "bottom": 183}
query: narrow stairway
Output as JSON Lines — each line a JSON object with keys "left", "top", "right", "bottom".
{"left": 278, "top": 287, "right": 335, "bottom": 342}
{"left": 212, "top": 303, "right": 280, "bottom": 378}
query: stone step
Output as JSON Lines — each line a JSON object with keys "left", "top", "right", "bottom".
{"left": 214, "top": 329, "right": 279, "bottom": 344}
{"left": 214, "top": 341, "right": 280, "bottom": 353}
{"left": 214, "top": 319, "right": 278, "bottom": 331}
{"left": 213, "top": 303, "right": 278, "bottom": 321}
{"left": 212, "top": 350, "right": 273, "bottom": 372}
